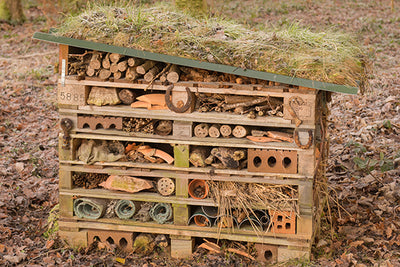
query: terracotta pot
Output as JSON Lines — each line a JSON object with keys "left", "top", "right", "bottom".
{"left": 188, "top": 179, "right": 209, "bottom": 199}
{"left": 193, "top": 215, "right": 211, "bottom": 227}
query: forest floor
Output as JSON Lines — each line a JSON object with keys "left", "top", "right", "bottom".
{"left": 0, "top": 0, "right": 399, "bottom": 266}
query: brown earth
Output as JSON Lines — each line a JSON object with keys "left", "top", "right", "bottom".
{"left": 0, "top": 1, "right": 399, "bottom": 266}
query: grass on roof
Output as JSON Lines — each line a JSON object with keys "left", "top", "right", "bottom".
{"left": 56, "top": 2, "right": 369, "bottom": 89}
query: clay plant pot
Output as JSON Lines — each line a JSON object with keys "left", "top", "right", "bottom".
{"left": 188, "top": 179, "right": 209, "bottom": 199}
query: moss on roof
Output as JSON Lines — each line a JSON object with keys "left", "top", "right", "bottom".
{"left": 56, "top": 3, "right": 368, "bottom": 89}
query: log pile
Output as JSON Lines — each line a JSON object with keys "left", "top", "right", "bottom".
{"left": 196, "top": 93, "right": 284, "bottom": 119}
{"left": 68, "top": 51, "right": 284, "bottom": 86}
{"left": 123, "top": 118, "right": 173, "bottom": 136}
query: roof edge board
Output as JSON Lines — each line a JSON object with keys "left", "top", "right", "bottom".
{"left": 33, "top": 32, "right": 358, "bottom": 95}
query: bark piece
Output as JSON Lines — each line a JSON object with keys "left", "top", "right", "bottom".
{"left": 205, "top": 147, "right": 246, "bottom": 169}
{"left": 99, "top": 175, "right": 153, "bottom": 193}
{"left": 194, "top": 123, "right": 209, "bottom": 138}
{"left": 189, "top": 147, "right": 209, "bottom": 167}
{"left": 246, "top": 136, "right": 281, "bottom": 143}
{"left": 118, "top": 89, "right": 136, "bottom": 105}
{"left": 137, "top": 147, "right": 174, "bottom": 164}
{"left": 267, "top": 131, "right": 294, "bottom": 143}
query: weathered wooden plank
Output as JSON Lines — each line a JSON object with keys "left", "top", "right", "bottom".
{"left": 59, "top": 170, "right": 73, "bottom": 190}
{"left": 172, "top": 204, "right": 189, "bottom": 226}
{"left": 59, "top": 105, "right": 315, "bottom": 129}
{"left": 58, "top": 219, "right": 312, "bottom": 246}
{"left": 59, "top": 164, "right": 311, "bottom": 184}
{"left": 174, "top": 144, "right": 190, "bottom": 168}
{"left": 277, "top": 245, "right": 310, "bottom": 263}
{"left": 59, "top": 160, "right": 312, "bottom": 180}
{"left": 59, "top": 195, "right": 74, "bottom": 217}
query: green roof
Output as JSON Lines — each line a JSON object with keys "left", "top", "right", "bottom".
{"left": 33, "top": 32, "right": 358, "bottom": 94}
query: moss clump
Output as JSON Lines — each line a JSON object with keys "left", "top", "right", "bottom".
{"left": 56, "top": 3, "right": 368, "bottom": 89}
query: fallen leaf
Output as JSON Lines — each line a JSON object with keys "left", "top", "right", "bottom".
{"left": 46, "top": 239, "right": 55, "bottom": 249}
{"left": 115, "top": 257, "right": 126, "bottom": 264}
{"left": 349, "top": 240, "right": 364, "bottom": 248}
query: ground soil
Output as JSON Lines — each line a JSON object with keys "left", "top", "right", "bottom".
{"left": 0, "top": 1, "right": 399, "bottom": 266}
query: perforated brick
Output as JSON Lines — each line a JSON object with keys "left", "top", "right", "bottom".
{"left": 270, "top": 210, "right": 296, "bottom": 234}
{"left": 248, "top": 149, "right": 297, "bottom": 174}
{"left": 77, "top": 115, "right": 122, "bottom": 130}
{"left": 254, "top": 243, "right": 278, "bottom": 264}
{"left": 88, "top": 229, "right": 134, "bottom": 251}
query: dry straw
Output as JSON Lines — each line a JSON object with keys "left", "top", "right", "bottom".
{"left": 56, "top": 3, "right": 369, "bottom": 89}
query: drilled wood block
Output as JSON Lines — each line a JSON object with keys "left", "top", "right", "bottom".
{"left": 170, "top": 235, "right": 193, "bottom": 258}
{"left": 254, "top": 243, "right": 278, "bottom": 264}
{"left": 77, "top": 115, "right": 123, "bottom": 130}
{"left": 270, "top": 210, "right": 296, "bottom": 234}
{"left": 88, "top": 229, "right": 134, "bottom": 252}
{"left": 59, "top": 230, "right": 88, "bottom": 249}
{"left": 248, "top": 149, "right": 297, "bottom": 174}
{"left": 173, "top": 121, "right": 192, "bottom": 138}
{"left": 58, "top": 83, "right": 89, "bottom": 105}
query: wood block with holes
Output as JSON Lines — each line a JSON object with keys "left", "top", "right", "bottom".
{"left": 88, "top": 229, "right": 135, "bottom": 252}
{"left": 247, "top": 149, "right": 297, "bottom": 174}
{"left": 270, "top": 210, "right": 296, "bottom": 234}
{"left": 254, "top": 243, "right": 278, "bottom": 264}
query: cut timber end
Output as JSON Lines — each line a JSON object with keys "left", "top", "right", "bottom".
{"left": 167, "top": 65, "right": 181, "bottom": 83}
{"left": 109, "top": 53, "right": 122, "bottom": 63}
{"left": 137, "top": 61, "right": 156, "bottom": 75}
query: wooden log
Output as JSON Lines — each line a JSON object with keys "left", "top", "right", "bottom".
{"left": 118, "top": 89, "right": 136, "bottom": 105}
{"left": 128, "top": 57, "right": 144, "bottom": 67}
{"left": 110, "top": 63, "right": 119, "bottom": 73}
{"left": 194, "top": 123, "right": 209, "bottom": 138}
{"left": 205, "top": 147, "right": 246, "bottom": 169}
{"left": 166, "top": 65, "right": 181, "bottom": 83}
{"left": 208, "top": 124, "right": 221, "bottom": 138}
{"left": 144, "top": 65, "right": 162, "bottom": 82}
{"left": 117, "top": 60, "right": 128, "bottom": 72}
{"left": 109, "top": 53, "right": 122, "bottom": 63}
{"left": 224, "top": 95, "right": 256, "bottom": 104}
{"left": 220, "top": 125, "right": 232, "bottom": 137}
{"left": 223, "top": 96, "right": 270, "bottom": 111}
{"left": 160, "top": 73, "right": 167, "bottom": 83}
{"left": 232, "top": 125, "right": 250, "bottom": 138}
{"left": 126, "top": 67, "right": 140, "bottom": 81}
{"left": 89, "top": 52, "right": 102, "bottom": 70}
{"left": 102, "top": 53, "right": 111, "bottom": 69}
{"left": 113, "top": 71, "right": 122, "bottom": 80}
{"left": 189, "top": 147, "right": 209, "bottom": 167}
{"left": 86, "top": 67, "right": 96, "bottom": 77}
{"left": 98, "top": 69, "right": 111, "bottom": 80}
{"left": 137, "top": 61, "right": 156, "bottom": 75}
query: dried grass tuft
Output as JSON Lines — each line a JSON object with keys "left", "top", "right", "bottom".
{"left": 56, "top": 3, "right": 369, "bottom": 89}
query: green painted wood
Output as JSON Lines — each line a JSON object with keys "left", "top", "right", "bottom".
{"left": 33, "top": 32, "right": 358, "bottom": 94}
{"left": 172, "top": 204, "right": 189, "bottom": 226}
{"left": 174, "top": 144, "right": 190, "bottom": 168}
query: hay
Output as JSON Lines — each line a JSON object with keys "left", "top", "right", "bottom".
{"left": 209, "top": 181, "right": 299, "bottom": 232}
{"left": 56, "top": 3, "right": 368, "bottom": 89}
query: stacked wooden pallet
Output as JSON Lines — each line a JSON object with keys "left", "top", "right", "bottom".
{"left": 33, "top": 32, "right": 345, "bottom": 263}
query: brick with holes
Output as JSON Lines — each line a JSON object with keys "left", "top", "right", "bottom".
{"left": 77, "top": 115, "right": 122, "bottom": 130}
{"left": 247, "top": 149, "right": 297, "bottom": 174}
{"left": 88, "top": 230, "right": 134, "bottom": 251}
{"left": 269, "top": 210, "right": 296, "bottom": 234}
